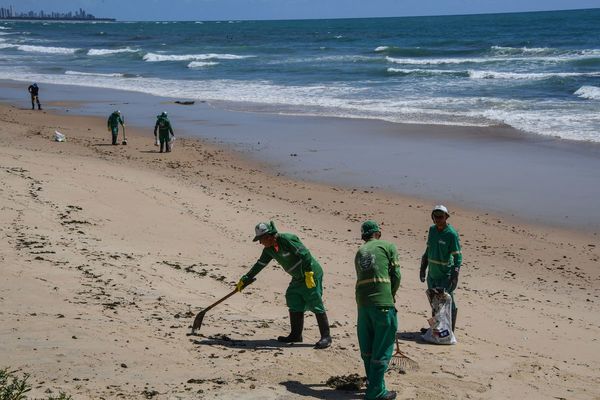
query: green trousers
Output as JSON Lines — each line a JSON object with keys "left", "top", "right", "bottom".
{"left": 357, "top": 305, "right": 397, "bottom": 400}
{"left": 427, "top": 276, "right": 457, "bottom": 315}
{"left": 110, "top": 127, "right": 119, "bottom": 145}
{"left": 285, "top": 271, "right": 325, "bottom": 313}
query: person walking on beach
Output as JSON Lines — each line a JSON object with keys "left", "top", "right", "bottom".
{"left": 354, "top": 220, "right": 401, "bottom": 400}
{"left": 236, "top": 221, "right": 332, "bottom": 349}
{"left": 420, "top": 205, "right": 462, "bottom": 332}
{"left": 107, "top": 110, "right": 125, "bottom": 145}
{"left": 154, "top": 111, "right": 174, "bottom": 153}
{"left": 27, "top": 83, "right": 42, "bottom": 110}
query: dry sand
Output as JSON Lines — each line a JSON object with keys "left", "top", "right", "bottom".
{"left": 0, "top": 103, "right": 599, "bottom": 399}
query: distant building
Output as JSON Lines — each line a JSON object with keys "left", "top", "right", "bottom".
{"left": 0, "top": 5, "right": 115, "bottom": 21}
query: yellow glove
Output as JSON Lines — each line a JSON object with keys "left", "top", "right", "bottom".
{"left": 304, "top": 271, "right": 316, "bottom": 289}
{"left": 235, "top": 279, "right": 246, "bottom": 292}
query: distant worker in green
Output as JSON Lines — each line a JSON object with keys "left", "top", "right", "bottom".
{"left": 28, "top": 83, "right": 42, "bottom": 110}
{"left": 107, "top": 110, "right": 125, "bottom": 145}
{"left": 420, "top": 205, "right": 462, "bottom": 332}
{"left": 154, "top": 111, "right": 174, "bottom": 153}
{"left": 354, "top": 220, "right": 401, "bottom": 400}
{"left": 236, "top": 221, "right": 332, "bottom": 349}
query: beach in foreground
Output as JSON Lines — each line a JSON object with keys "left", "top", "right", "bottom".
{"left": 0, "top": 101, "right": 599, "bottom": 399}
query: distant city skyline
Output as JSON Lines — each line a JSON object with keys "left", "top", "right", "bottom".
{"left": 0, "top": 5, "right": 107, "bottom": 20}
{"left": 0, "top": 0, "right": 598, "bottom": 21}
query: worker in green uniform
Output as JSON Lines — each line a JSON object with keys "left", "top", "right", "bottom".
{"left": 420, "top": 205, "right": 462, "bottom": 332}
{"left": 355, "top": 220, "right": 401, "bottom": 400}
{"left": 154, "top": 111, "right": 174, "bottom": 153}
{"left": 236, "top": 221, "right": 332, "bottom": 349}
{"left": 107, "top": 110, "right": 124, "bottom": 145}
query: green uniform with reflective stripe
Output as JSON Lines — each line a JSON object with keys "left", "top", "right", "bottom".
{"left": 425, "top": 224, "right": 461, "bottom": 279}
{"left": 355, "top": 239, "right": 401, "bottom": 306}
{"left": 107, "top": 112, "right": 124, "bottom": 145}
{"left": 244, "top": 233, "right": 325, "bottom": 313}
{"left": 354, "top": 238, "right": 401, "bottom": 400}
{"left": 154, "top": 116, "right": 174, "bottom": 144}
{"left": 424, "top": 223, "right": 462, "bottom": 313}
{"left": 107, "top": 112, "right": 124, "bottom": 130}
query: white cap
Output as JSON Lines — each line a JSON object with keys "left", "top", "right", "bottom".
{"left": 432, "top": 205, "right": 449, "bottom": 217}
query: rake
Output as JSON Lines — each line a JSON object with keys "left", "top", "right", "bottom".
{"left": 190, "top": 278, "right": 255, "bottom": 335}
{"left": 389, "top": 337, "right": 419, "bottom": 372}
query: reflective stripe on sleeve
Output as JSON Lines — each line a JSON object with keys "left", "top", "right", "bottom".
{"left": 286, "top": 259, "right": 302, "bottom": 273}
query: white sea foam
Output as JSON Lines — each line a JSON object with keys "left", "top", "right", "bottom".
{"left": 65, "top": 70, "right": 125, "bottom": 77}
{"left": 374, "top": 46, "right": 389, "bottom": 52}
{"left": 3, "top": 69, "right": 599, "bottom": 142}
{"left": 143, "top": 52, "right": 254, "bottom": 62}
{"left": 574, "top": 86, "right": 600, "bottom": 100}
{"left": 387, "top": 67, "right": 465, "bottom": 76}
{"left": 17, "top": 45, "right": 79, "bottom": 54}
{"left": 0, "top": 43, "right": 17, "bottom": 49}
{"left": 386, "top": 53, "right": 600, "bottom": 65}
{"left": 469, "top": 70, "right": 600, "bottom": 80}
{"left": 87, "top": 48, "right": 138, "bottom": 56}
{"left": 491, "top": 45, "right": 552, "bottom": 55}
{"left": 187, "top": 61, "right": 219, "bottom": 68}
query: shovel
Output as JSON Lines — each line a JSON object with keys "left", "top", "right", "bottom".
{"left": 190, "top": 278, "right": 255, "bottom": 335}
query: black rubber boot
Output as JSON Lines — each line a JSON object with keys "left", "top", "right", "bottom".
{"left": 314, "top": 312, "right": 332, "bottom": 349}
{"left": 277, "top": 311, "right": 304, "bottom": 343}
{"left": 378, "top": 390, "right": 397, "bottom": 399}
{"left": 452, "top": 309, "right": 458, "bottom": 332}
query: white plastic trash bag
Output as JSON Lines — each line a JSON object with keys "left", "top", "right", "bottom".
{"left": 169, "top": 135, "right": 175, "bottom": 149}
{"left": 154, "top": 136, "right": 159, "bottom": 146}
{"left": 421, "top": 288, "right": 456, "bottom": 345}
{"left": 54, "top": 130, "right": 66, "bottom": 142}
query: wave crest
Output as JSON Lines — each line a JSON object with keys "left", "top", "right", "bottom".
{"left": 143, "top": 53, "right": 254, "bottom": 62}
{"left": 187, "top": 61, "right": 219, "bottom": 68}
{"left": 469, "top": 70, "right": 600, "bottom": 80}
{"left": 87, "top": 48, "right": 138, "bottom": 56}
{"left": 65, "top": 70, "right": 126, "bottom": 77}
{"left": 574, "top": 86, "right": 600, "bottom": 100}
{"left": 17, "top": 45, "right": 79, "bottom": 54}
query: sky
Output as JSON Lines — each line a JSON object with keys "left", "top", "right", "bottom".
{"left": 1, "top": 0, "right": 599, "bottom": 21}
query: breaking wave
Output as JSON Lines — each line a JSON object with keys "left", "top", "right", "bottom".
{"left": 143, "top": 53, "right": 255, "bottom": 62}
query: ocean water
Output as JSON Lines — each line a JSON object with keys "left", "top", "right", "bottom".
{"left": 0, "top": 8, "right": 599, "bottom": 141}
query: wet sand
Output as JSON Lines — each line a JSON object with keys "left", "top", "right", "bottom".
{"left": 2, "top": 79, "right": 600, "bottom": 231}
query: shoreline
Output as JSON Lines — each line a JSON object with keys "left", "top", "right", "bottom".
{"left": 0, "top": 98, "right": 599, "bottom": 399}
{"left": 2, "top": 79, "right": 599, "bottom": 232}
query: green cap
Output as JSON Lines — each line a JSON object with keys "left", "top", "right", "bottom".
{"left": 361, "top": 220, "right": 380, "bottom": 238}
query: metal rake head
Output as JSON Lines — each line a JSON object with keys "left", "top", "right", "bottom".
{"left": 389, "top": 350, "right": 419, "bottom": 372}
{"left": 389, "top": 337, "right": 419, "bottom": 372}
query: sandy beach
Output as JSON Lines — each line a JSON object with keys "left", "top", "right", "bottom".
{"left": 1, "top": 97, "right": 599, "bottom": 400}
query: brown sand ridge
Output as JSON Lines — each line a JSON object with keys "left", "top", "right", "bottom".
{"left": 0, "top": 103, "right": 599, "bottom": 399}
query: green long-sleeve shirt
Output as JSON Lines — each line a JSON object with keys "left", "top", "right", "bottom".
{"left": 154, "top": 116, "right": 174, "bottom": 135}
{"left": 107, "top": 112, "right": 124, "bottom": 129}
{"left": 423, "top": 224, "right": 462, "bottom": 280}
{"left": 354, "top": 239, "right": 401, "bottom": 307}
{"left": 245, "top": 233, "right": 323, "bottom": 282}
